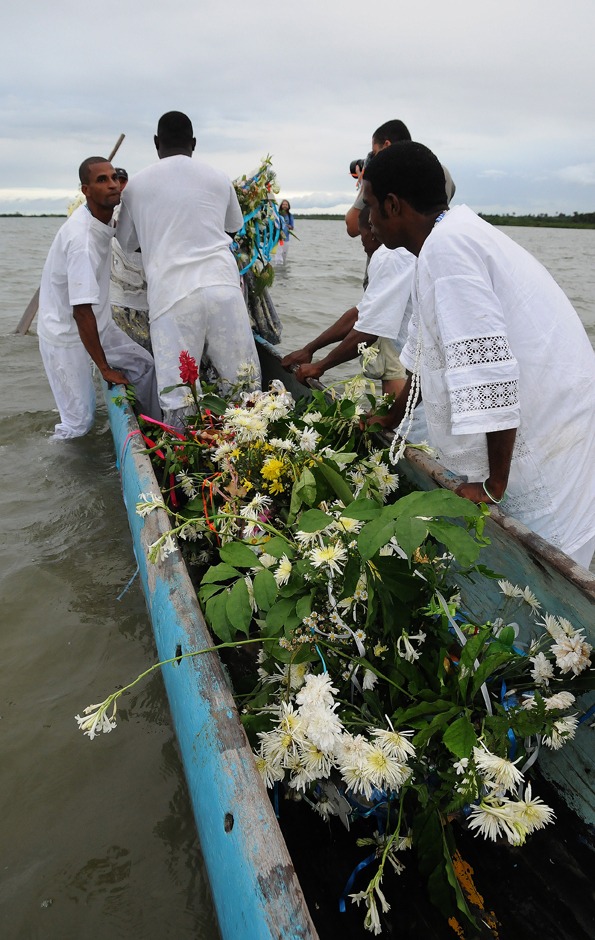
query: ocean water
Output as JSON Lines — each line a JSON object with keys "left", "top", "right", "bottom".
{"left": 1, "top": 216, "right": 594, "bottom": 938}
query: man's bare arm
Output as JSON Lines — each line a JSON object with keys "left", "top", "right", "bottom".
{"left": 455, "top": 428, "right": 517, "bottom": 504}
{"left": 281, "top": 306, "right": 359, "bottom": 370}
{"left": 295, "top": 327, "right": 378, "bottom": 383}
{"left": 345, "top": 206, "right": 361, "bottom": 238}
{"left": 73, "top": 304, "right": 131, "bottom": 388}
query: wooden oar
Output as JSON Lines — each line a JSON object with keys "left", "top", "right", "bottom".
{"left": 15, "top": 133, "right": 125, "bottom": 335}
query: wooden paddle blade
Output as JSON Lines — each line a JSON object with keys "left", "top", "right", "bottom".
{"left": 15, "top": 287, "right": 40, "bottom": 334}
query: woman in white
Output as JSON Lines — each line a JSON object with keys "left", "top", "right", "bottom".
{"left": 364, "top": 141, "right": 595, "bottom": 568}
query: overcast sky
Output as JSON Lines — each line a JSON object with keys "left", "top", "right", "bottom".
{"left": 2, "top": 0, "right": 595, "bottom": 215}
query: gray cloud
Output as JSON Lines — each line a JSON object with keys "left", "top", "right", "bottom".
{"left": 2, "top": 0, "right": 595, "bottom": 213}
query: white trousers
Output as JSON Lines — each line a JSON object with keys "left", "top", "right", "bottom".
{"left": 39, "top": 320, "right": 160, "bottom": 440}
{"left": 150, "top": 284, "right": 261, "bottom": 424}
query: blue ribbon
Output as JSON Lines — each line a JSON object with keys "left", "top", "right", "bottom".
{"left": 339, "top": 852, "right": 377, "bottom": 912}
{"left": 579, "top": 703, "right": 595, "bottom": 725}
{"left": 117, "top": 564, "right": 139, "bottom": 601}
{"left": 500, "top": 680, "right": 517, "bottom": 760}
{"left": 273, "top": 781, "right": 280, "bottom": 818}
{"left": 315, "top": 645, "right": 327, "bottom": 673}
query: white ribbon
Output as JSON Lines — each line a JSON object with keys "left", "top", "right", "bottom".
{"left": 436, "top": 591, "right": 493, "bottom": 716}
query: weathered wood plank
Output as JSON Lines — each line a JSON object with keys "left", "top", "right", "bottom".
{"left": 14, "top": 287, "right": 40, "bottom": 334}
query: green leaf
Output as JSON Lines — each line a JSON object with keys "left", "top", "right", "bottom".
{"left": 160, "top": 382, "right": 186, "bottom": 394}
{"left": 471, "top": 651, "right": 516, "bottom": 698}
{"left": 219, "top": 542, "right": 261, "bottom": 568}
{"left": 296, "top": 508, "right": 335, "bottom": 532}
{"left": 226, "top": 579, "right": 253, "bottom": 636}
{"left": 394, "top": 699, "right": 455, "bottom": 725}
{"left": 253, "top": 568, "right": 278, "bottom": 611}
{"left": 340, "top": 497, "right": 382, "bottom": 521}
{"left": 262, "top": 536, "right": 294, "bottom": 559}
{"left": 330, "top": 451, "right": 358, "bottom": 466}
{"left": 201, "top": 563, "right": 241, "bottom": 584}
{"left": 315, "top": 460, "right": 354, "bottom": 505}
{"left": 412, "top": 706, "right": 460, "bottom": 747}
{"left": 296, "top": 467, "right": 317, "bottom": 505}
{"left": 200, "top": 393, "right": 227, "bottom": 416}
{"left": 442, "top": 715, "right": 477, "bottom": 758}
{"left": 386, "top": 488, "right": 483, "bottom": 521}
{"left": 394, "top": 514, "right": 428, "bottom": 558}
{"left": 205, "top": 591, "right": 235, "bottom": 643}
{"left": 497, "top": 626, "right": 516, "bottom": 647}
{"left": 265, "top": 598, "right": 297, "bottom": 636}
{"left": 357, "top": 515, "right": 396, "bottom": 563}
{"left": 296, "top": 593, "right": 313, "bottom": 621}
{"left": 339, "top": 555, "right": 361, "bottom": 600}
{"left": 426, "top": 520, "right": 480, "bottom": 567}
{"left": 370, "top": 557, "right": 423, "bottom": 602}
{"left": 199, "top": 583, "right": 225, "bottom": 603}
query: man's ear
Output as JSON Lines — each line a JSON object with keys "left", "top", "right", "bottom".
{"left": 81, "top": 183, "right": 89, "bottom": 198}
{"left": 191, "top": 137, "right": 196, "bottom": 152}
{"left": 382, "top": 139, "right": 392, "bottom": 150}
{"left": 154, "top": 135, "right": 159, "bottom": 153}
{"left": 385, "top": 193, "right": 401, "bottom": 216}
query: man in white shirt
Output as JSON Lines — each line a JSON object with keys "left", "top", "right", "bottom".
{"left": 116, "top": 111, "right": 260, "bottom": 424}
{"left": 110, "top": 167, "right": 151, "bottom": 351}
{"left": 363, "top": 141, "right": 595, "bottom": 567}
{"left": 38, "top": 158, "right": 160, "bottom": 440}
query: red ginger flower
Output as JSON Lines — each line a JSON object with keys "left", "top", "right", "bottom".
{"left": 179, "top": 350, "right": 199, "bottom": 386}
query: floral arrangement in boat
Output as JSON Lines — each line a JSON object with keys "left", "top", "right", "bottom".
{"left": 232, "top": 156, "right": 281, "bottom": 293}
{"left": 89, "top": 348, "right": 595, "bottom": 937}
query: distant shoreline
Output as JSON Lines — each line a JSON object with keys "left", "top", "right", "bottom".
{"left": 2, "top": 211, "right": 595, "bottom": 230}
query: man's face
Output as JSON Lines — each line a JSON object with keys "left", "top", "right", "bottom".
{"left": 82, "top": 162, "right": 120, "bottom": 208}
{"left": 358, "top": 219, "right": 380, "bottom": 257}
{"left": 371, "top": 138, "right": 390, "bottom": 156}
{"left": 363, "top": 179, "right": 405, "bottom": 250}
{"left": 118, "top": 177, "right": 128, "bottom": 192}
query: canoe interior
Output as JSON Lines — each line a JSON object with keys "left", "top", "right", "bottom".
{"left": 256, "top": 337, "right": 595, "bottom": 827}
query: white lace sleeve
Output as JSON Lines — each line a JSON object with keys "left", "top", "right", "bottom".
{"left": 435, "top": 275, "right": 521, "bottom": 435}
{"left": 399, "top": 295, "right": 419, "bottom": 374}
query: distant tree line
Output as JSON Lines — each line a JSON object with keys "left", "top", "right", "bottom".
{"left": 480, "top": 212, "right": 595, "bottom": 229}
{"left": 0, "top": 212, "right": 67, "bottom": 218}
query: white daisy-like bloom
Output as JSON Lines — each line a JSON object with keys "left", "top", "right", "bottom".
{"left": 514, "top": 784, "right": 556, "bottom": 832}
{"left": 296, "top": 740, "right": 334, "bottom": 780}
{"left": 339, "top": 757, "right": 375, "bottom": 801}
{"left": 522, "top": 586, "right": 541, "bottom": 613}
{"left": 295, "top": 672, "right": 338, "bottom": 709}
{"left": 473, "top": 745, "right": 524, "bottom": 792}
{"left": 498, "top": 579, "right": 524, "bottom": 599}
{"left": 379, "top": 544, "right": 394, "bottom": 556}
{"left": 269, "top": 437, "right": 296, "bottom": 452}
{"left": 529, "top": 651, "right": 555, "bottom": 687}
{"left": 212, "top": 441, "right": 235, "bottom": 462}
{"left": 364, "top": 744, "right": 412, "bottom": 791}
{"left": 75, "top": 699, "right": 117, "bottom": 740}
{"left": 539, "top": 613, "right": 565, "bottom": 639}
{"left": 544, "top": 691, "right": 576, "bottom": 711}
{"left": 348, "top": 468, "right": 366, "bottom": 497}
{"left": 176, "top": 471, "right": 198, "bottom": 499}
{"left": 543, "top": 715, "right": 580, "bottom": 750}
{"left": 285, "top": 662, "right": 309, "bottom": 690}
{"left": 302, "top": 411, "right": 323, "bottom": 425}
{"left": 274, "top": 554, "right": 292, "bottom": 587}
{"left": 295, "top": 528, "right": 324, "bottom": 547}
{"left": 309, "top": 543, "right": 348, "bottom": 575}
{"left": 557, "top": 617, "right": 576, "bottom": 637}
{"left": 301, "top": 703, "right": 344, "bottom": 752}
{"left": 520, "top": 694, "right": 537, "bottom": 710}
{"left": 149, "top": 533, "right": 177, "bottom": 563}
{"left": 453, "top": 757, "right": 469, "bottom": 775}
{"left": 362, "top": 669, "right": 378, "bottom": 691}
{"left": 254, "top": 746, "right": 286, "bottom": 788}
{"left": 236, "top": 361, "right": 259, "bottom": 384}
{"left": 258, "top": 552, "right": 277, "bottom": 569}
{"left": 333, "top": 515, "right": 363, "bottom": 535}
{"left": 227, "top": 412, "right": 268, "bottom": 444}
{"left": 299, "top": 427, "right": 320, "bottom": 452}
{"left": 373, "top": 464, "right": 400, "bottom": 498}
{"left": 370, "top": 728, "right": 416, "bottom": 762}
{"left": 467, "top": 798, "right": 526, "bottom": 845}
{"left": 135, "top": 493, "right": 166, "bottom": 516}
{"left": 258, "top": 399, "right": 291, "bottom": 421}
{"left": 551, "top": 631, "right": 593, "bottom": 675}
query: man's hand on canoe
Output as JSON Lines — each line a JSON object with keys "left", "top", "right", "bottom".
{"left": 102, "top": 367, "right": 131, "bottom": 389}
{"left": 281, "top": 347, "right": 314, "bottom": 372}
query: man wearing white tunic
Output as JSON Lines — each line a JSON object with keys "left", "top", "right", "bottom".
{"left": 116, "top": 111, "right": 260, "bottom": 424}
{"left": 363, "top": 141, "right": 595, "bottom": 567}
{"left": 38, "top": 158, "right": 160, "bottom": 440}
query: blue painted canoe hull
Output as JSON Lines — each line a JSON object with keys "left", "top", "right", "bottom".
{"left": 104, "top": 382, "right": 317, "bottom": 940}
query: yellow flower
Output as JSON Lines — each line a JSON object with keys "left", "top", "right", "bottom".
{"left": 269, "top": 479, "right": 285, "bottom": 495}
{"left": 261, "top": 457, "right": 285, "bottom": 481}
{"left": 243, "top": 478, "right": 254, "bottom": 492}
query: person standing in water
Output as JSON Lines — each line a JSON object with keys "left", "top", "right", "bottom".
{"left": 116, "top": 111, "right": 261, "bottom": 424}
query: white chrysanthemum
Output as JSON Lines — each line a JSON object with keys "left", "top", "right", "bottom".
{"left": 302, "top": 411, "right": 322, "bottom": 425}
{"left": 254, "top": 747, "right": 286, "bottom": 788}
{"left": 370, "top": 728, "right": 416, "bottom": 762}
{"left": 299, "top": 427, "right": 320, "bottom": 452}
{"left": 236, "top": 361, "right": 259, "bottom": 384}
{"left": 539, "top": 613, "right": 564, "bottom": 639}
{"left": 373, "top": 463, "right": 400, "bottom": 498}
{"left": 296, "top": 673, "right": 338, "bottom": 709}
{"left": 362, "top": 669, "right": 378, "bottom": 691}
{"left": 498, "top": 579, "right": 524, "bottom": 599}
{"left": 551, "top": 631, "right": 593, "bottom": 676}
{"left": 309, "top": 543, "right": 348, "bottom": 575}
{"left": 295, "top": 741, "right": 334, "bottom": 782}
{"left": 269, "top": 437, "right": 296, "bottom": 452}
{"left": 467, "top": 798, "right": 526, "bottom": 844}
{"left": 543, "top": 715, "right": 580, "bottom": 750}
{"left": 212, "top": 441, "right": 235, "bottom": 462}
{"left": 295, "top": 529, "right": 324, "bottom": 547}
{"left": 333, "top": 515, "right": 363, "bottom": 535}
{"left": 301, "top": 704, "right": 344, "bottom": 752}
{"left": 514, "top": 784, "right": 555, "bottom": 832}
{"left": 473, "top": 746, "right": 523, "bottom": 792}
{"left": 529, "top": 651, "right": 555, "bottom": 687}
{"left": 522, "top": 586, "right": 541, "bottom": 612}
{"left": 364, "top": 744, "right": 412, "bottom": 791}
{"left": 558, "top": 617, "right": 576, "bottom": 637}
{"left": 274, "top": 554, "right": 292, "bottom": 586}
{"left": 339, "top": 758, "right": 375, "bottom": 800}
{"left": 544, "top": 691, "right": 576, "bottom": 711}
{"left": 226, "top": 412, "right": 268, "bottom": 443}
{"left": 258, "top": 552, "right": 277, "bottom": 568}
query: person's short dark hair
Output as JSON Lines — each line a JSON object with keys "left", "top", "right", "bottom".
{"left": 157, "top": 111, "right": 194, "bottom": 148}
{"left": 363, "top": 141, "right": 447, "bottom": 214}
{"left": 79, "top": 156, "right": 109, "bottom": 185}
{"left": 114, "top": 167, "right": 128, "bottom": 181}
{"left": 372, "top": 120, "right": 411, "bottom": 146}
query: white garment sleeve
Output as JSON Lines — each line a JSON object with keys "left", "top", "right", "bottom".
{"left": 434, "top": 274, "right": 521, "bottom": 435}
{"left": 66, "top": 245, "right": 101, "bottom": 306}
{"left": 354, "top": 249, "right": 414, "bottom": 341}
{"left": 225, "top": 183, "right": 244, "bottom": 233}
{"left": 115, "top": 198, "right": 140, "bottom": 253}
